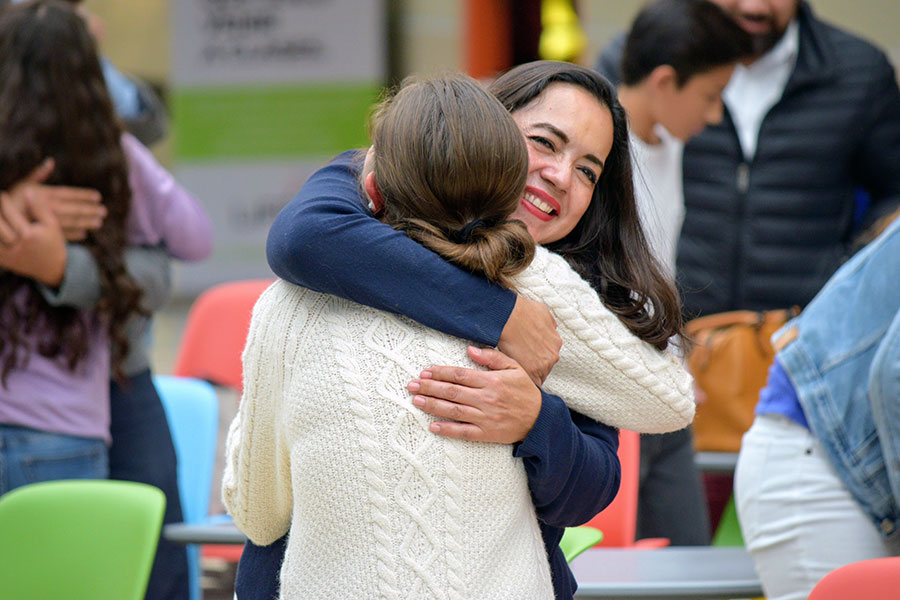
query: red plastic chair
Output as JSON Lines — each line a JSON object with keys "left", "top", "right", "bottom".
{"left": 173, "top": 279, "right": 274, "bottom": 564}
{"left": 583, "top": 429, "right": 669, "bottom": 549}
{"left": 173, "top": 279, "right": 274, "bottom": 392}
{"left": 808, "top": 557, "right": 900, "bottom": 600}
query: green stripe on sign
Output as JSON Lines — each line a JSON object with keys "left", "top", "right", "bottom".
{"left": 172, "top": 83, "right": 381, "bottom": 161}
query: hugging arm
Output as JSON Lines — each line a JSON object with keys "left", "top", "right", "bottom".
{"left": 266, "top": 152, "right": 560, "bottom": 380}
{"left": 37, "top": 245, "right": 171, "bottom": 313}
{"left": 222, "top": 285, "right": 293, "bottom": 545}
{"left": 35, "top": 244, "right": 172, "bottom": 376}
{"left": 412, "top": 249, "right": 695, "bottom": 441}
{"left": 516, "top": 249, "right": 695, "bottom": 433}
{"left": 122, "top": 133, "right": 213, "bottom": 262}
{"left": 516, "top": 392, "right": 620, "bottom": 525}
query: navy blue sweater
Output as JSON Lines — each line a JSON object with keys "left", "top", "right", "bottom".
{"left": 237, "top": 151, "right": 620, "bottom": 600}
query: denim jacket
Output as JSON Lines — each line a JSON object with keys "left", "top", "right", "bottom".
{"left": 774, "top": 215, "right": 900, "bottom": 539}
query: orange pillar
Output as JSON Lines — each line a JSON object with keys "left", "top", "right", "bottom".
{"left": 464, "top": 0, "right": 511, "bottom": 80}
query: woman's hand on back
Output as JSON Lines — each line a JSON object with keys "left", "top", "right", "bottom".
{"left": 407, "top": 346, "right": 542, "bottom": 444}
{"left": 498, "top": 296, "right": 561, "bottom": 385}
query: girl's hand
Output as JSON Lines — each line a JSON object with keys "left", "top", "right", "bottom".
{"left": 0, "top": 193, "right": 67, "bottom": 286}
{"left": 8, "top": 159, "right": 105, "bottom": 242}
{"left": 407, "top": 346, "right": 542, "bottom": 444}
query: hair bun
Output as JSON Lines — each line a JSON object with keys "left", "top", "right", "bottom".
{"left": 451, "top": 219, "right": 492, "bottom": 244}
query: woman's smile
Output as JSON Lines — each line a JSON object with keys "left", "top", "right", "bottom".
{"left": 510, "top": 83, "right": 614, "bottom": 244}
{"left": 520, "top": 186, "right": 561, "bottom": 221}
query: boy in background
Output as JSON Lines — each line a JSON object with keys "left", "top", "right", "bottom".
{"left": 606, "top": 0, "right": 751, "bottom": 545}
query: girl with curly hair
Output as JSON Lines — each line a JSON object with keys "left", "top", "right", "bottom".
{"left": 0, "top": 2, "right": 211, "bottom": 597}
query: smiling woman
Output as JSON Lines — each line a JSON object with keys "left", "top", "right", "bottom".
{"left": 488, "top": 60, "right": 683, "bottom": 350}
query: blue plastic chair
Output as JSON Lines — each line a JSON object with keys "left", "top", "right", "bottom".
{"left": 154, "top": 375, "right": 220, "bottom": 600}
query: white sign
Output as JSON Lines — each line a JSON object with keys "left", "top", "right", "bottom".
{"left": 170, "top": 0, "right": 386, "bottom": 296}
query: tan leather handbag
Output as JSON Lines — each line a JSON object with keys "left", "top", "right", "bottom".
{"left": 686, "top": 307, "right": 800, "bottom": 453}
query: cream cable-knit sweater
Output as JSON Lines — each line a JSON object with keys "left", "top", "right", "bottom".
{"left": 223, "top": 246, "right": 693, "bottom": 599}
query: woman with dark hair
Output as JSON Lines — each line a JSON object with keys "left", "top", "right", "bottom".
{"left": 0, "top": 3, "right": 211, "bottom": 598}
{"left": 488, "top": 61, "right": 681, "bottom": 350}
{"left": 239, "top": 61, "right": 691, "bottom": 599}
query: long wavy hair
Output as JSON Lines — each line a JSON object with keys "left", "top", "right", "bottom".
{"left": 367, "top": 74, "right": 534, "bottom": 289}
{"left": 0, "top": 0, "right": 142, "bottom": 384}
{"left": 489, "top": 61, "right": 684, "bottom": 350}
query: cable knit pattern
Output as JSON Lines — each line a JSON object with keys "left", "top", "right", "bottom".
{"left": 223, "top": 246, "right": 693, "bottom": 599}
{"left": 519, "top": 247, "right": 695, "bottom": 433}
{"left": 326, "top": 307, "right": 401, "bottom": 600}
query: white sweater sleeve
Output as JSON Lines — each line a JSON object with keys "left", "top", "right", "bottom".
{"left": 514, "top": 247, "right": 695, "bottom": 433}
{"left": 222, "top": 281, "right": 295, "bottom": 545}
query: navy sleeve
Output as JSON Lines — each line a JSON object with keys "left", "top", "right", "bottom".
{"left": 515, "top": 391, "right": 621, "bottom": 526}
{"left": 266, "top": 151, "right": 515, "bottom": 347}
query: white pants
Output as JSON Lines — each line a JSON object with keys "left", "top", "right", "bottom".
{"left": 734, "top": 414, "right": 900, "bottom": 600}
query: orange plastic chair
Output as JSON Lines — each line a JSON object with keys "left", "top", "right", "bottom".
{"left": 582, "top": 429, "right": 669, "bottom": 549}
{"left": 173, "top": 279, "right": 274, "bottom": 392}
{"left": 808, "top": 557, "right": 900, "bottom": 600}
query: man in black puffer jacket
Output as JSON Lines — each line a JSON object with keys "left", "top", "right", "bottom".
{"left": 596, "top": 0, "right": 900, "bottom": 548}
{"left": 597, "top": 0, "right": 900, "bottom": 318}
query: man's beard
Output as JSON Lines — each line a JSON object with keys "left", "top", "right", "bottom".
{"left": 750, "top": 27, "right": 787, "bottom": 57}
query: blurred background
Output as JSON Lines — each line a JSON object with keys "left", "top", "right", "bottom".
{"left": 79, "top": 0, "right": 899, "bottom": 373}
{"left": 87, "top": 1, "right": 900, "bottom": 91}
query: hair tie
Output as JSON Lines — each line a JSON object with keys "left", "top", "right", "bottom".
{"left": 452, "top": 218, "right": 490, "bottom": 243}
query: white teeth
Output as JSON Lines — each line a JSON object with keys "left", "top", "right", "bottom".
{"left": 524, "top": 192, "right": 555, "bottom": 215}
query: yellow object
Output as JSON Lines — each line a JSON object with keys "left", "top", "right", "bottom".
{"left": 539, "top": 0, "right": 587, "bottom": 62}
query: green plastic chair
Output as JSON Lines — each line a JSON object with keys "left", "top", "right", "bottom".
{"left": 712, "top": 496, "right": 745, "bottom": 547}
{"left": 0, "top": 479, "right": 165, "bottom": 600}
{"left": 559, "top": 526, "right": 604, "bottom": 562}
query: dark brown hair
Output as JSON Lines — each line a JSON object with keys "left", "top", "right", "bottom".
{"left": 489, "top": 61, "right": 684, "bottom": 350}
{"left": 0, "top": 0, "right": 142, "bottom": 384}
{"left": 621, "top": 0, "right": 752, "bottom": 87}
{"left": 369, "top": 74, "right": 534, "bottom": 289}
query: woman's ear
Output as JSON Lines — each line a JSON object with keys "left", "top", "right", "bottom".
{"left": 364, "top": 171, "right": 384, "bottom": 215}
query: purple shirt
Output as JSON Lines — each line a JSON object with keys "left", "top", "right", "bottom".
{"left": 0, "top": 133, "right": 212, "bottom": 442}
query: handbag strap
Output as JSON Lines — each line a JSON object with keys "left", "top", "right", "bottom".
{"left": 685, "top": 307, "right": 801, "bottom": 336}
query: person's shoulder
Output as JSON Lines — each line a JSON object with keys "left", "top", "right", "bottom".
{"left": 808, "top": 10, "right": 893, "bottom": 72}
{"left": 516, "top": 247, "right": 594, "bottom": 299}
{"left": 304, "top": 149, "right": 366, "bottom": 187}
{"left": 593, "top": 32, "right": 627, "bottom": 86}
{"left": 258, "top": 279, "right": 318, "bottom": 307}
{"left": 119, "top": 130, "right": 152, "bottom": 161}
{"left": 328, "top": 149, "right": 365, "bottom": 172}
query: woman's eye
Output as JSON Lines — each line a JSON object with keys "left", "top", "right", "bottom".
{"left": 530, "top": 136, "right": 555, "bottom": 151}
{"left": 579, "top": 167, "right": 598, "bottom": 185}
